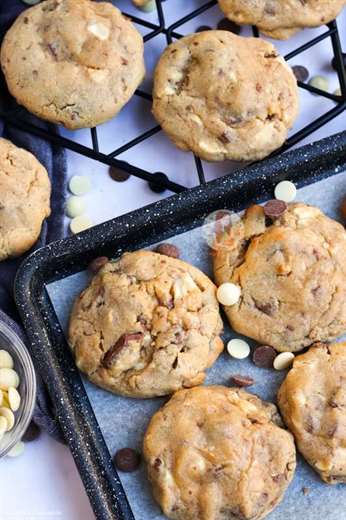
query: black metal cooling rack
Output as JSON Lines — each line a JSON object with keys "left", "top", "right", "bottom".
{"left": 1, "top": 0, "right": 346, "bottom": 194}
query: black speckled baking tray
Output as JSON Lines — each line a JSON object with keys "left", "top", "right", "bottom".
{"left": 14, "top": 131, "right": 346, "bottom": 520}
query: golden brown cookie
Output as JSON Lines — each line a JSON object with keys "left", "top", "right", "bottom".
{"left": 1, "top": 0, "right": 145, "bottom": 129}
{"left": 213, "top": 203, "right": 346, "bottom": 352}
{"left": 278, "top": 341, "right": 346, "bottom": 483}
{"left": 0, "top": 138, "right": 51, "bottom": 261}
{"left": 218, "top": 0, "right": 346, "bottom": 39}
{"left": 152, "top": 31, "right": 298, "bottom": 162}
{"left": 143, "top": 385, "right": 296, "bottom": 520}
{"left": 68, "top": 251, "right": 223, "bottom": 398}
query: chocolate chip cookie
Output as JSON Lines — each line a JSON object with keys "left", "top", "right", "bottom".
{"left": 152, "top": 31, "right": 298, "bottom": 162}
{"left": 278, "top": 341, "right": 346, "bottom": 483}
{"left": 143, "top": 386, "right": 296, "bottom": 520}
{"left": 213, "top": 203, "right": 346, "bottom": 352}
{"left": 68, "top": 251, "right": 223, "bottom": 398}
{"left": 1, "top": 0, "right": 145, "bottom": 129}
{"left": 0, "top": 138, "right": 51, "bottom": 261}
{"left": 218, "top": 0, "right": 346, "bottom": 39}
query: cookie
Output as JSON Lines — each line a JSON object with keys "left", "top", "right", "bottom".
{"left": 68, "top": 251, "right": 223, "bottom": 398}
{"left": 0, "top": 138, "right": 51, "bottom": 261}
{"left": 218, "top": 0, "right": 346, "bottom": 39}
{"left": 213, "top": 203, "right": 346, "bottom": 352}
{"left": 1, "top": 0, "right": 145, "bottom": 129}
{"left": 152, "top": 31, "right": 298, "bottom": 162}
{"left": 143, "top": 386, "right": 296, "bottom": 520}
{"left": 278, "top": 342, "right": 346, "bottom": 483}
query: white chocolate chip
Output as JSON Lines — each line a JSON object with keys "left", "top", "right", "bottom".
{"left": 273, "top": 352, "right": 295, "bottom": 370}
{"left": 65, "top": 196, "right": 86, "bottom": 218}
{"left": 69, "top": 175, "right": 91, "bottom": 196}
{"left": 189, "top": 114, "right": 203, "bottom": 127}
{"left": 70, "top": 215, "right": 93, "bottom": 235}
{"left": 8, "top": 387, "right": 21, "bottom": 412}
{"left": 0, "top": 350, "right": 14, "bottom": 369}
{"left": 0, "top": 416, "right": 7, "bottom": 440}
{"left": 217, "top": 283, "right": 241, "bottom": 306}
{"left": 88, "top": 69, "right": 108, "bottom": 83}
{"left": 0, "top": 368, "right": 19, "bottom": 390}
{"left": 173, "top": 273, "right": 198, "bottom": 300}
{"left": 87, "top": 21, "right": 110, "bottom": 41}
{"left": 0, "top": 389, "right": 3, "bottom": 407}
{"left": 7, "top": 441, "right": 25, "bottom": 458}
{"left": 227, "top": 339, "right": 250, "bottom": 359}
{"left": 0, "top": 407, "right": 15, "bottom": 431}
{"left": 274, "top": 181, "right": 297, "bottom": 203}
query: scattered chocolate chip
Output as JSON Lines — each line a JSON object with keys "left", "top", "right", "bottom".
{"left": 292, "top": 65, "right": 309, "bottom": 83}
{"left": 103, "top": 333, "right": 143, "bottom": 368}
{"left": 196, "top": 25, "right": 212, "bottom": 32}
{"left": 252, "top": 345, "right": 276, "bottom": 368}
{"left": 88, "top": 256, "right": 109, "bottom": 273}
{"left": 22, "top": 421, "right": 41, "bottom": 442}
{"left": 264, "top": 199, "right": 287, "bottom": 219}
{"left": 340, "top": 198, "right": 346, "bottom": 220}
{"left": 302, "top": 486, "right": 310, "bottom": 496}
{"left": 148, "top": 172, "right": 168, "bottom": 193}
{"left": 113, "top": 448, "right": 141, "bottom": 472}
{"left": 217, "top": 18, "right": 241, "bottom": 34}
{"left": 109, "top": 165, "right": 131, "bottom": 182}
{"left": 155, "top": 243, "right": 180, "bottom": 258}
{"left": 331, "top": 53, "right": 346, "bottom": 71}
{"left": 229, "top": 374, "right": 254, "bottom": 387}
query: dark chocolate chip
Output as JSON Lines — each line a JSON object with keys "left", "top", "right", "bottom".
{"left": 103, "top": 333, "right": 143, "bottom": 368}
{"left": 340, "top": 199, "right": 346, "bottom": 220}
{"left": 229, "top": 374, "right": 254, "bottom": 387}
{"left": 292, "top": 65, "right": 309, "bottom": 83}
{"left": 217, "top": 18, "right": 241, "bottom": 34}
{"left": 22, "top": 421, "right": 41, "bottom": 443}
{"left": 264, "top": 199, "right": 287, "bottom": 219}
{"left": 109, "top": 166, "right": 131, "bottom": 182}
{"left": 196, "top": 25, "right": 212, "bottom": 32}
{"left": 113, "top": 448, "right": 141, "bottom": 472}
{"left": 331, "top": 53, "right": 346, "bottom": 71}
{"left": 88, "top": 256, "right": 109, "bottom": 273}
{"left": 252, "top": 345, "right": 276, "bottom": 368}
{"left": 148, "top": 172, "right": 168, "bottom": 193}
{"left": 155, "top": 243, "right": 180, "bottom": 258}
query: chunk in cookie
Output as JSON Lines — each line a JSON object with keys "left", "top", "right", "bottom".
{"left": 68, "top": 251, "right": 223, "bottom": 398}
{"left": 1, "top": 0, "right": 145, "bottom": 129}
{"left": 218, "top": 0, "right": 346, "bottom": 40}
{"left": 213, "top": 203, "right": 346, "bottom": 352}
{"left": 144, "top": 386, "right": 296, "bottom": 520}
{"left": 0, "top": 138, "right": 51, "bottom": 261}
{"left": 278, "top": 342, "right": 346, "bottom": 483}
{"left": 152, "top": 31, "right": 298, "bottom": 162}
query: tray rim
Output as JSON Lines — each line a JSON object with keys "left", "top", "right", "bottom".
{"left": 14, "top": 131, "right": 346, "bottom": 520}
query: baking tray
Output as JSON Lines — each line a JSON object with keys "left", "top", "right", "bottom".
{"left": 14, "top": 131, "right": 346, "bottom": 520}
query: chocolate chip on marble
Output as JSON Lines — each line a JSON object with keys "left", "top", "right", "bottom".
{"left": 252, "top": 345, "right": 276, "bottom": 368}
{"left": 109, "top": 165, "right": 131, "bottom": 183}
{"left": 229, "top": 374, "right": 254, "bottom": 387}
{"left": 217, "top": 18, "right": 241, "bottom": 34}
{"left": 88, "top": 256, "right": 109, "bottom": 273}
{"left": 155, "top": 243, "right": 180, "bottom": 258}
{"left": 264, "top": 199, "right": 287, "bottom": 219}
{"left": 22, "top": 421, "right": 41, "bottom": 442}
{"left": 113, "top": 448, "right": 141, "bottom": 472}
{"left": 292, "top": 65, "right": 309, "bottom": 83}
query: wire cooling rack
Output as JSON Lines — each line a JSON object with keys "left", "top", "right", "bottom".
{"left": 0, "top": 0, "right": 345, "bottom": 194}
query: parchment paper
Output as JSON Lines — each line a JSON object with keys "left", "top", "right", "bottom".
{"left": 47, "top": 170, "right": 346, "bottom": 520}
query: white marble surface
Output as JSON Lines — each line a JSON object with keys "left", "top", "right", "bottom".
{"left": 0, "top": 1, "right": 345, "bottom": 519}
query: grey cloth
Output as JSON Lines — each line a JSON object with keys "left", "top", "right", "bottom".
{"left": 0, "top": 0, "right": 67, "bottom": 443}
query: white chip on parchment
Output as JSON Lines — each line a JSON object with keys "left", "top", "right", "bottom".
{"left": 0, "top": 407, "right": 15, "bottom": 431}
{"left": 70, "top": 216, "right": 93, "bottom": 235}
{"left": 0, "top": 350, "right": 14, "bottom": 369}
{"left": 8, "top": 387, "right": 21, "bottom": 412}
{"left": 227, "top": 339, "right": 250, "bottom": 360}
{"left": 69, "top": 175, "right": 91, "bottom": 196}
{"left": 274, "top": 181, "right": 297, "bottom": 203}
{"left": 0, "top": 416, "right": 7, "bottom": 440}
{"left": 7, "top": 441, "right": 25, "bottom": 458}
{"left": 0, "top": 368, "right": 19, "bottom": 390}
{"left": 66, "top": 196, "right": 86, "bottom": 218}
{"left": 217, "top": 283, "right": 241, "bottom": 306}
{"left": 273, "top": 352, "right": 295, "bottom": 370}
